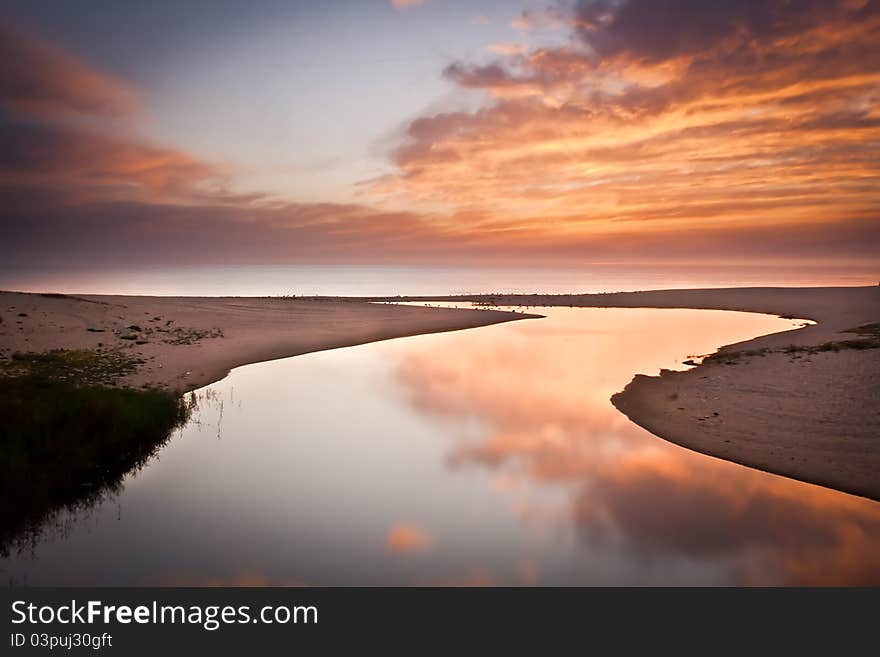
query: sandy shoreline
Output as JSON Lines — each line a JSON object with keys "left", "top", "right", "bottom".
{"left": 373, "top": 287, "right": 880, "bottom": 501}
{"left": 0, "top": 291, "right": 536, "bottom": 392}
{"left": 2, "top": 286, "right": 878, "bottom": 501}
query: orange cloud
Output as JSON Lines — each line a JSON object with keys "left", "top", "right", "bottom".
{"left": 487, "top": 42, "right": 524, "bottom": 56}
{"left": 0, "top": 22, "right": 226, "bottom": 207}
{"left": 376, "top": 0, "right": 880, "bottom": 257}
{"left": 0, "top": 120, "right": 221, "bottom": 204}
{"left": 510, "top": 8, "right": 569, "bottom": 32}
{"left": 386, "top": 523, "right": 432, "bottom": 554}
{"left": 2, "top": 9, "right": 878, "bottom": 268}
{"left": 0, "top": 22, "right": 138, "bottom": 120}
{"left": 391, "top": 0, "right": 424, "bottom": 10}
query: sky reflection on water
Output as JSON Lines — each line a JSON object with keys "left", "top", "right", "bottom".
{"left": 3, "top": 307, "right": 879, "bottom": 586}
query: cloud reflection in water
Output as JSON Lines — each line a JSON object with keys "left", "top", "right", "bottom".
{"left": 393, "top": 307, "right": 880, "bottom": 585}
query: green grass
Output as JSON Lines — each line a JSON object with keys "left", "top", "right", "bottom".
{"left": 0, "top": 349, "right": 193, "bottom": 555}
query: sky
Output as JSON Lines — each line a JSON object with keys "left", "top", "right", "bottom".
{"left": 1, "top": 0, "right": 878, "bottom": 268}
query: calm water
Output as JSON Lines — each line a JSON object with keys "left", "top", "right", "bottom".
{"left": 3, "top": 307, "right": 879, "bottom": 585}
{"left": 1, "top": 263, "right": 876, "bottom": 296}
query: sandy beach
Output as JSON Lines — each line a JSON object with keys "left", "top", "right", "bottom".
{"left": 378, "top": 287, "right": 880, "bottom": 500}
{"left": 2, "top": 286, "right": 878, "bottom": 501}
{"left": 0, "top": 291, "right": 535, "bottom": 392}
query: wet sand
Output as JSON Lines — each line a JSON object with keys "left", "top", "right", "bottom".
{"left": 376, "top": 287, "right": 880, "bottom": 501}
{"left": 0, "top": 291, "right": 535, "bottom": 392}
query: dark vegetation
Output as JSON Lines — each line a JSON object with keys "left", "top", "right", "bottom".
{"left": 108, "top": 322, "right": 223, "bottom": 346}
{"left": 2, "top": 349, "right": 143, "bottom": 385}
{"left": 0, "top": 349, "right": 193, "bottom": 555}
{"left": 704, "top": 323, "right": 880, "bottom": 366}
{"left": 159, "top": 326, "right": 224, "bottom": 345}
{"left": 846, "top": 322, "right": 880, "bottom": 339}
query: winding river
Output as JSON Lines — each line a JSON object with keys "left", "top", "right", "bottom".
{"left": 4, "top": 306, "right": 879, "bottom": 585}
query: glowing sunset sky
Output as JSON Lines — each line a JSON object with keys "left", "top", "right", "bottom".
{"left": 1, "top": 0, "right": 878, "bottom": 266}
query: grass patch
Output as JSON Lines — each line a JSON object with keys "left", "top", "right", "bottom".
{"left": 782, "top": 334, "right": 880, "bottom": 355}
{"left": 108, "top": 322, "right": 224, "bottom": 346}
{"left": 159, "top": 326, "right": 224, "bottom": 345}
{"left": 0, "top": 349, "right": 192, "bottom": 555}
{"left": 845, "top": 322, "right": 880, "bottom": 338}
{"left": 1, "top": 349, "right": 143, "bottom": 386}
{"left": 704, "top": 326, "right": 880, "bottom": 366}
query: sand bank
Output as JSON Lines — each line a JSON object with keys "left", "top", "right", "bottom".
{"left": 0, "top": 291, "right": 534, "bottom": 392}
{"left": 374, "top": 287, "right": 880, "bottom": 500}
{"left": 3, "top": 286, "right": 877, "bottom": 500}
